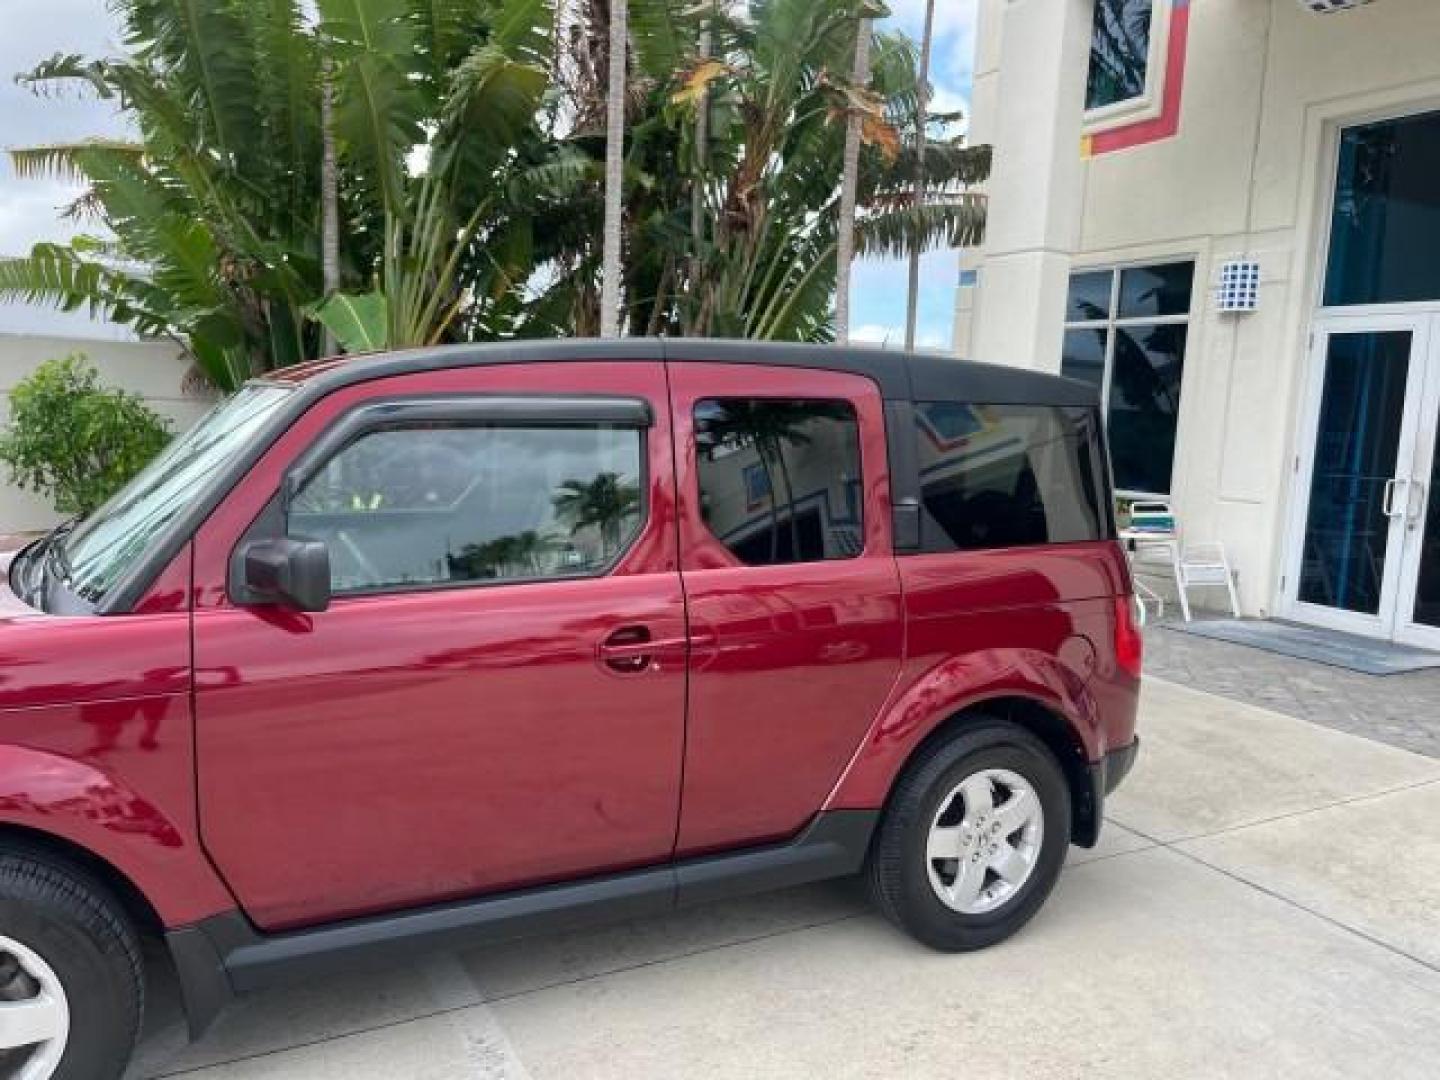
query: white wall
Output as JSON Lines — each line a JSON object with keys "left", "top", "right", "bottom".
{"left": 965, "top": 0, "right": 1440, "bottom": 615}
{"left": 0, "top": 333, "right": 212, "bottom": 532}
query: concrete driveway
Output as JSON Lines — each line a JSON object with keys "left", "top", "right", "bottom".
{"left": 131, "top": 678, "right": 1440, "bottom": 1079}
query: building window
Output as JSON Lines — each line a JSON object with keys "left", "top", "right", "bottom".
{"left": 1061, "top": 261, "right": 1194, "bottom": 496}
{"left": 1086, "top": 0, "right": 1155, "bottom": 112}
{"left": 1324, "top": 109, "right": 1440, "bottom": 307}
{"left": 914, "top": 403, "right": 1109, "bottom": 552}
{"left": 694, "top": 399, "right": 863, "bottom": 565}
{"left": 290, "top": 424, "right": 644, "bottom": 594}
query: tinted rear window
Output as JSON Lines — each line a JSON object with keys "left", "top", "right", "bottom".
{"left": 915, "top": 402, "right": 1109, "bottom": 552}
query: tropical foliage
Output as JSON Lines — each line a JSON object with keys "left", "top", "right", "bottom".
{"left": 0, "top": 355, "right": 173, "bottom": 515}
{"left": 1, "top": 0, "right": 990, "bottom": 389}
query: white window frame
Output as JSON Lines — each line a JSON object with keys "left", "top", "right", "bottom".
{"left": 1082, "top": 0, "right": 1173, "bottom": 136}
{"left": 1062, "top": 258, "right": 1195, "bottom": 499}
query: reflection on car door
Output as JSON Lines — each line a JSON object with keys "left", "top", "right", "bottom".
{"left": 667, "top": 362, "right": 904, "bottom": 854}
{"left": 190, "top": 363, "right": 686, "bottom": 930}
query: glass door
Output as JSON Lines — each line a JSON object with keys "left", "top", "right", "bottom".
{"left": 1394, "top": 326, "right": 1440, "bottom": 650}
{"left": 1284, "top": 315, "right": 1440, "bottom": 645}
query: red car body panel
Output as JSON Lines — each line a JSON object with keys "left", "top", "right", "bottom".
{"left": 665, "top": 363, "right": 905, "bottom": 854}
{"left": 187, "top": 362, "right": 687, "bottom": 930}
{"left": 0, "top": 549, "right": 233, "bottom": 925}
{"left": 826, "top": 546, "right": 1138, "bottom": 809}
{"left": 0, "top": 344, "right": 1140, "bottom": 952}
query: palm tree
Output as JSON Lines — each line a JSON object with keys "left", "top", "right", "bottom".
{"left": 553, "top": 472, "right": 641, "bottom": 553}
{"left": 835, "top": 4, "right": 877, "bottom": 344}
{"left": 599, "top": 0, "right": 629, "bottom": 338}
{"left": 699, "top": 400, "right": 851, "bottom": 561}
{"left": 0, "top": 0, "right": 555, "bottom": 387}
{"left": 529, "top": 0, "right": 988, "bottom": 343}
{"left": 903, "top": 0, "right": 936, "bottom": 352}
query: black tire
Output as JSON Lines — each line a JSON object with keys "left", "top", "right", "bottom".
{"left": 867, "top": 720, "right": 1071, "bottom": 951}
{"left": 0, "top": 850, "right": 144, "bottom": 1080}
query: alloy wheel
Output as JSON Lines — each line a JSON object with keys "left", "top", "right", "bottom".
{"left": 924, "top": 767, "right": 1045, "bottom": 915}
{"left": 0, "top": 936, "right": 69, "bottom": 1080}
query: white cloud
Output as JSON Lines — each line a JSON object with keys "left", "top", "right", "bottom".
{"left": 853, "top": 323, "right": 901, "bottom": 346}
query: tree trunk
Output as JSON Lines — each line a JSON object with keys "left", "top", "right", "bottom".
{"left": 835, "top": 17, "right": 872, "bottom": 344}
{"left": 689, "top": 3, "right": 714, "bottom": 334}
{"left": 774, "top": 439, "right": 803, "bottom": 561}
{"left": 904, "top": 0, "right": 936, "bottom": 353}
{"left": 320, "top": 57, "right": 340, "bottom": 356}
{"left": 600, "top": 0, "right": 629, "bottom": 339}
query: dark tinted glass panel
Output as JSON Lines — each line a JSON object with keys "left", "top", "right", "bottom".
{"left": 1325, "top": 110, "right": 1440, "bottom": 307}
{"left": 1414, "top": 439, "right": 1440, "bottom": 629}
{"left": 290, "top": 424, "right": 643, "bottom": 593}
{"left": 1298, "top": 332, "right": 1410, "bottom": 615}
{"left": 1067, "top": 271, "right": 1114, "bottom": 322}
{"left": 1086, "top": 0, "right": 1152, "bottom": 111}
{"left": 1118, "top": 262, "right": 1194, "bottom": 319}
{"left": 695, "top": 399, "right": 863, "bottom": 565}
{"left": 1062, "top": 328, "right": 1108, "bottom": 389}
{"left": 1109, "top": 324, "right": 1185, "bottom": 494}
{"left": 916, "top": 403, "right": 1108, "bottom": 552}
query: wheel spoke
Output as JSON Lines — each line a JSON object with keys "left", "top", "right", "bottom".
{"left": 947, "top": 855, "right": 987, "bottom": 910}
{"left": 993, "top": 788, "right": 1037, "bottom": 836}
{"left": 926, "top": 825, "right": 964, "bottom": 862}
{"left": 988, "top": 841, "right": 1030, "bottom": 886}
{"left": 0, "top": 993, "right": 64, "bottom": 1049}
{"left": 959, "top": 774, "right": 994, "bottom": 823}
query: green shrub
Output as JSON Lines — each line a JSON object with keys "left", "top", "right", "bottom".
{"left": 0, "top": 354, "right": 173, "bottom": 517}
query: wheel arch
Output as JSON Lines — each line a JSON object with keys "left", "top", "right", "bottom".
{"left": 885, "top": 697, "right": 1099, "bottom": 847}
{"left": 0, "top": 822, "right": 163, "bottom": 938}
{"left": 826, "top": 648, "right": 1105, "bottom": 846}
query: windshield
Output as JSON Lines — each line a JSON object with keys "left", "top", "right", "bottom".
{"left": 58, "top": 384, "right": 293, "bottom": 606}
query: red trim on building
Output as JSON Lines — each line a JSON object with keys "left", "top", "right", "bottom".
{"left": 1089, "top": 0, "right": 1190, "bottom": 156}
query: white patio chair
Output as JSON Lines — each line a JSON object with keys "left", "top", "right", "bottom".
{"left": 1124, "top": 501, "right": 1240, "bottom": 622}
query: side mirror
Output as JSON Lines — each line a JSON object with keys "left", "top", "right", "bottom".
{"left": 239, "top": 537, "right": 331, "bottom": 612}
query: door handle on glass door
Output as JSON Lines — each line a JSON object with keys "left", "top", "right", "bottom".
{"left": 1383, "top": 478, "right": 1407, "bottom": 518}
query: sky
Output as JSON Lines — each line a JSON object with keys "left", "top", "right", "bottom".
{"left": 0, "top": 0, "right": 978, "bottom": 348}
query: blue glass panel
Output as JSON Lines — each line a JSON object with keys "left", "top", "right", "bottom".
{"left": 1413, "top": 429, "right": 1440, "bottom": 629}
{"left": 1325, "top": 110, "right": 1440, "bottom": 306}
{"left": 1298, "top": 332, "right": 1411, "bottom": 615}
{"left": 1066, "top": 271, "right": 1113, "bottom": 322}
{"left": 1086, "top": 0, "right": 1153, "bottom": 111}
{"left": 1061, "top": 329, "right": 1107, "bottom": 390}
{"left": 1118, "top": 262, "right": 1194, "bottom": 319}
{"left": 1108, "top": 323, "right": 1185, "bottom": 494}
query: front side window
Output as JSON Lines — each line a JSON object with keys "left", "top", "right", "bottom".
{"left": 694, "top": 398, "right": 863, "bottom": 566}
{"left": 58, "top": 384, "right": 293, "bottom": 605}
{"left": 1061, "top": 260, "right": 1193, "bottom": 496}
{"left": 289, "top": 424, "right": 643, "bottom": 594}
{"left": 1086, "top": 0, "right": 1154, "bottom": 112}
{"left": 916, "top": 403, "right": 1109, "bottom": 552}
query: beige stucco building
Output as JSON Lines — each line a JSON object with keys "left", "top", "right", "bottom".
{"left": 958, "top": 0, "right": 1440, "bottom": 649}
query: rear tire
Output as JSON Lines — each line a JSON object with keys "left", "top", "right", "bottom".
{"left": 0, "top": 850, "right": 144, "bottom": 1080}
{"left": 867, "top": 720, "right": 1071, "bottom": 951}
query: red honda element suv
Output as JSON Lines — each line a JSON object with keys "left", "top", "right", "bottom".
{"left": 0, "top": 341, "right": 1140, "bottom": 1079}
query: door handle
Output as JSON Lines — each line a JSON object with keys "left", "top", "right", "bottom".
{"left": 1382, "top": 478, "right": 1406, "bottom": 518}
{"left": 597, "top": 627, "right": 687, "bottom": 673}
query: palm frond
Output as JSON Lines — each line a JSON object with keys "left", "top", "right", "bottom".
{"left": 855, "top": 196, "right": 987, "bottom": 259}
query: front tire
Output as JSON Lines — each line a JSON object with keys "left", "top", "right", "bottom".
{"left": 867, "top": 721, "right": 1071, "bottom": 951}
{"left": 0, "top": 851, "right": 143, "bottom": 1080}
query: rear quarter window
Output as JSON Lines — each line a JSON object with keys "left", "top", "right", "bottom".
{"left": 914, "top": 402, "right": 1109, "bottom": 552}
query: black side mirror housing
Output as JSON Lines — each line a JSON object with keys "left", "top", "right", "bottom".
{"left": 239, "top": 537, "right": 331, "bottom": 612}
